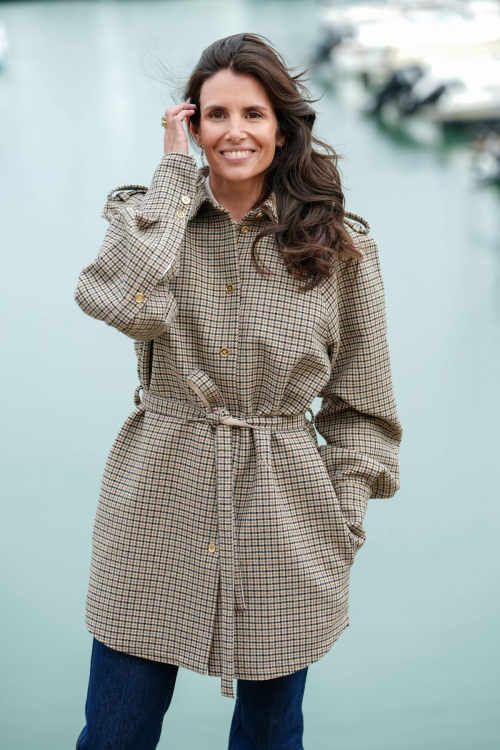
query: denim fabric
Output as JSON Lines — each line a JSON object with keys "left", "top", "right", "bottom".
{"left": 76, "top": 637, "right": 308, "bottom": 750}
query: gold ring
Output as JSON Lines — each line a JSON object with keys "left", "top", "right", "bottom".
{"left": 161, "top": 116, "right": 168, "bottom": 129}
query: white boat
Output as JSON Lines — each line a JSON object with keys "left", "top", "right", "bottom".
{"left": 370, "top": 56, "right": 500, "bottom": 124}
{"left": 0, "top": 20, "right": 9, "bottom": 71}
{"left": 317, "top": 0, "right": 500, "bottom": 81}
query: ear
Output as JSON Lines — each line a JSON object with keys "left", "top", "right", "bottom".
{"left": 189, "top": 120, "right": 201, "bottom": 143}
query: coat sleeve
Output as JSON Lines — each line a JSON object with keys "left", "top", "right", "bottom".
{"left": 314, "top": 234, "right": 403, "bottom": 544}
{"left": 74, "top": 151, "right": 198, "bottom": 342}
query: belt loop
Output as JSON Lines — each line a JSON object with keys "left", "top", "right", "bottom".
{"left": 134, "top": 384, "right": 143, "bottom": 406}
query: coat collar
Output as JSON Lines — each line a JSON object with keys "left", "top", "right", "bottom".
{"left": 186, "top": 169, "right": 279, "bottom": 225}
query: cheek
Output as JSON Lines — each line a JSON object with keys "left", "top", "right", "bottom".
{"left": 202, "top": 126, "right": 221, "bottom": 149}
{"left": 260, "top": 130, "right": 278, "bottom": 153}
{"left": 205, "top": 136, "right": 219, "bottom": 151}
{"left": 260, "top": 139, "right": 277, "bottom": 158}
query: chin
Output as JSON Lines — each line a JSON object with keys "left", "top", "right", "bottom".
{"left": 214, "top": 164, "right": 259, "bottom": 178}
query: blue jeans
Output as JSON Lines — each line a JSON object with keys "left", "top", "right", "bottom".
{"left": 76, "top": 637, "right": 308, "bottom": 750}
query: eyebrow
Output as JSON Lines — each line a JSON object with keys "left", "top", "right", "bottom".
{"left": 202, "top": 104, "right": 270, "bottom": 113}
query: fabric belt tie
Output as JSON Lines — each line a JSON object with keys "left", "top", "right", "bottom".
{"left": 133, "top": 369, "right": 315, "bottom": 699}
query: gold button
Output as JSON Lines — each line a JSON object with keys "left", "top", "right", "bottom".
{"left": 208, "top": 543, "right": 217, "bottom": 553}
{"left": 134, "top": 292, "right": 145, "bottom": 303}
{"left": 226, "top": 282, "right": 235, "bottom": 293}
{"left": 176, "top": 207, "right": 185, "bottom": 217}
{"left": 180, "top": 195, "right": 191, "bottom": 205}
{"left": 240, "top": 225, "right": 249, "bottom": 233}
{"left": 256, "top": 212, "right": 263, "bottom": 218}
{"left": 219, "top": 347, "right": 230, "bottom": 357}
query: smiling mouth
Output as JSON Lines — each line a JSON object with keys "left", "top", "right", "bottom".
{"left": 220, "top": 149, "right": 256, "bottom": 159}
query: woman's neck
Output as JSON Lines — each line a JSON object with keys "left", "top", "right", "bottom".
{"left": 207, "top": 173, "right": 263, "bottom": 224}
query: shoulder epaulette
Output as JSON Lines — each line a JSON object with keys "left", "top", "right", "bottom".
{"left": 344, "top": 211, "right": 370, "bottom": 235}
{"left": 106, "top": 184, "right": 148, "bottom": 203}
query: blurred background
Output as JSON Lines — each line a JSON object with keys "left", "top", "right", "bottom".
{"left": 0, "top": 0, "right": 499, "bottom": 748}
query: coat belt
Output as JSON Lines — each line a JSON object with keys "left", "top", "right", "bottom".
{"left": 133, "top": 369, "right": 315, "bottom": 699}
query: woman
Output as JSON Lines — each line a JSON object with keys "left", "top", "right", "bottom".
{"left": 74, "top": 32, "right": 402, "bottom": 750}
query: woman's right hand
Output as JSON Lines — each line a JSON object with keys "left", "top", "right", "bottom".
{"left": 163, "top": 99, "right": 197, "bottom": 156}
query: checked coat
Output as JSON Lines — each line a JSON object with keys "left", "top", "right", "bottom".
{"left": 73, "top": 151, "right": 403, "bottom": 699}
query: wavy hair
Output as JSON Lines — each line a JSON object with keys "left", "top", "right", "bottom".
{"left": 181, "top": 33, "right": 362, "bottom": 292}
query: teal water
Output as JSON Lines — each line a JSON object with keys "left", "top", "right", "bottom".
{"left": 0, "top": 1, "right": 499, "bottom": 748}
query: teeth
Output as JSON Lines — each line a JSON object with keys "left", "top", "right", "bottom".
{"left": 222, "top": 150, "right": 253, "bottom": 157}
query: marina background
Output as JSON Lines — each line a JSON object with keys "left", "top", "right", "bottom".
{"left": 0, "top": 1, "right": 499, "bottom": 748}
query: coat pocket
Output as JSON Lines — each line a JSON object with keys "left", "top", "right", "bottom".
{"left": 302, "top": 429, "right": 366, "bottom": 566}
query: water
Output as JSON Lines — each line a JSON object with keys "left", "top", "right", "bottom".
{"left": 0, "top": 1, "right": 499, "bottom": 748}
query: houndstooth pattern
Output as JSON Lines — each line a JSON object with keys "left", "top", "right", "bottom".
{"left": 74, "top": 151, "right": 403, "bottom": 698}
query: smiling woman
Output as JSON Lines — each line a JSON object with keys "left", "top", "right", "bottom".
{"left": 182, "top": 34, "right": 364, "bottom": 288}
{"left": 187, "top": 71, "right": 286, "bottom": 224}
{"left": 73, "top": 31, "right": 403, "bottom": 750}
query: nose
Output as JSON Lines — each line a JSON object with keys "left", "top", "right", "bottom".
{"left": 225, "top": 115, "right": 247, "bottom": 142}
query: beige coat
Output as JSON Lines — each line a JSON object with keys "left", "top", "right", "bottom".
{"left": 74, "top": 151, "right": 403, "bottom": 698}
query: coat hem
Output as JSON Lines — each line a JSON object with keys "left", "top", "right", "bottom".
{"left": 223, "top": 613, "right": 350, "bottom": 682}
{"left": 85, "top": 621, "right": 210, "bottom": 677}
{"left": 85, "top": 613, "right": 350, "bottom": 683}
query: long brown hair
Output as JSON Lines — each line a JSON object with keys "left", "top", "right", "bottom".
{"left": 182, "top": 33, "right": 362, "bottom": 292}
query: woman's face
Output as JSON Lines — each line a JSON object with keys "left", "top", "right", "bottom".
{"left": 190, "top": 69, "right": 284, "bottom": 185}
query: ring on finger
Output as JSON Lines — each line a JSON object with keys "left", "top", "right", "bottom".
{"left": 161, "top": 116, "right": 168, "bottom": 129}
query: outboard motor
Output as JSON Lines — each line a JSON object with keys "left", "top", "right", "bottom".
{"left": 369, "top": 65, "right": 424, "bottom": 115}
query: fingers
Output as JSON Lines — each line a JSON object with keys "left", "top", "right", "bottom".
{"left": 163, "top": 99, "right": 196, "bottom": 156}
{"left": 163, "top": 100, "right": 196, "bottom": 126}
{"left": 165, "top": 99, "right": 196, "bottom": 113}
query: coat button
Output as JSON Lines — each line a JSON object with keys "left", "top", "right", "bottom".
{"left": 226, "top": 282, "right": 234, "bottom": 293}
{"left": 256, "top": 212, "right": 263, "bottom": 218}
{"left": 176, "top": 207, "right": 185, "bottom": 217}
{"left": 208, "top": 543, "right": 217, "bottom": 553}
{"left": 134, "top": 292, "right": 145, "bottom": 303}
{"left": 240, "top": 225, "right": 249, "bottom": 233}
{"left": 180, "top": 195, "right": 191, "bottom": 204}
{"left": 219, "top": 347, "right": 230, "bottom": 357}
